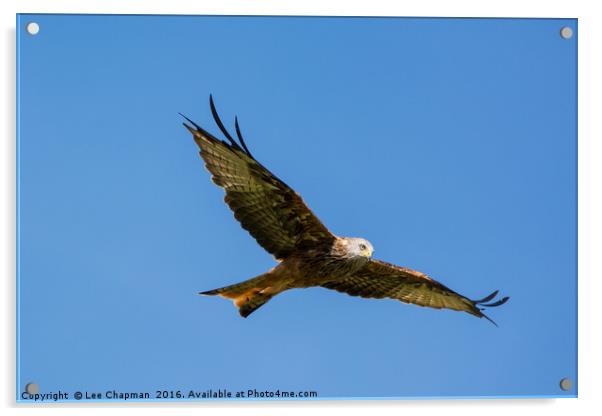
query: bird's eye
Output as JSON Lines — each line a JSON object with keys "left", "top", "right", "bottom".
{"left": 359, "top": 244, "right": 367, "bottom": 251}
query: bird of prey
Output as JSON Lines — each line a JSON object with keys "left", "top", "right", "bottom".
{"left": 181, "top": 96, "right": 509, "bottom": 324}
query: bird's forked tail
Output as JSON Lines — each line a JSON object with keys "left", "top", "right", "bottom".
{"left": 199, "top": 273, "right": 278, "bottom": 318}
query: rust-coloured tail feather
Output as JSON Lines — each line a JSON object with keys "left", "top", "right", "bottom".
{"left": 238, "top": 292, "right": 273, "bottom": 318}
{"left": 199, "top": 274, "right": 269, "bottom": 298}
{"left": 199, "top": 273, "right": 277, "bottom": 318}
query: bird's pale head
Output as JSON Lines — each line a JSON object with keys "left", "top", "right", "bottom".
{"left": 342, "top": 237, "right": 374, "bottom": 259}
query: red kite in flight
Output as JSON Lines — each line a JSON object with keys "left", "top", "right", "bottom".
{"left": 181, "top": 96, "right": 509, "bottom": 325}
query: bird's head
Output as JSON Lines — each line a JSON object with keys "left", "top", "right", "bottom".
{"left": 343, "top": 237, "right": 374, "bottom": 259}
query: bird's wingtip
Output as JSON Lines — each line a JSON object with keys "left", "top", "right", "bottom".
{"left": 481, "top": 296, "right": 510, "bottom": 308}
{"left": 179, "top": 112, "right": 202, "bottom": 132}
{"left": 472, "top": 290, "right": 509, "bottom": 326}
{"left": 481, "top": 312, "right": 499, "bottom": 327}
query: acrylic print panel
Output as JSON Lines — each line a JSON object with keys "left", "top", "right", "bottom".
{"left": 16, "top": 14, "right": 577, "bottom": 402}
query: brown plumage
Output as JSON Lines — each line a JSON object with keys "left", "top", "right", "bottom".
{"left": 182, "top": 96, "right": 509, "bottom": 324}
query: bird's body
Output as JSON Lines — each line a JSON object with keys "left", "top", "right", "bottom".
{"left": 200, "top": 237, "right": 373, "bottom": 317}
{"left": 182, "top": 96, "right": 509, "bottom": 323}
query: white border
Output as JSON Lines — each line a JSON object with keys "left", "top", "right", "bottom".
{"left": 2, "top": 1, "right": 601, "bottom": 416}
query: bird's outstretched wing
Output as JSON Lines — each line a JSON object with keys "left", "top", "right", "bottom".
{"left": 181, "top": 96, "right": 335, "bottom": 260}
{"left": 321, "top": 259, "right": 509, "bottom": 325}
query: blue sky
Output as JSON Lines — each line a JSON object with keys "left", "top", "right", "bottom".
{"left": 17, "top": 15, "right": 577, "bottom": 400}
